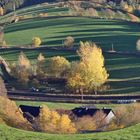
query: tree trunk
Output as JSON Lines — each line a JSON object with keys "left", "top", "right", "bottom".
{"left": 80, "top": 88, "right": 84, "bottom": 101}
{"left": 95, "top": 90, "right": 97, "bottom": 95}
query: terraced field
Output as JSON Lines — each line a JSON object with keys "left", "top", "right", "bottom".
{"left": 0, "top": 4, "right": 140, "bottom": 94}
{"left": 4, "top": 17, "right": 140, "bottom": 50}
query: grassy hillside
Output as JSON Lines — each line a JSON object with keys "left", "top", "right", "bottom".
{"left": 0, "top": 123, "right": 140, "bottom": 140}
{"left": 0, "top": 4, "right": 140, "bottom": 94}
{"left": 5, "top": 17, "right": 140, "bottom": 50}
{"left": 15, "top": 101, "right": 119, "bottom": 109}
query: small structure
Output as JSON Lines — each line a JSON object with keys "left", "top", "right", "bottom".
{"left": 108, "top": 44, "right": 116, "bottom": 53}
{"left": 20, "top": 105, "right": 115, "bottom": 124}
{"left": 19, "top": 105, "right": 41, "bottom": 117}
{"left": 72, "top": 106, "right": 115, "bottom": 123}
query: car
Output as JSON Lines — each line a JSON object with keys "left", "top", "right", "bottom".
{"left": 117, "top": 99, "right": 136, "bottom": 104}
{"left": 30, "top": 87, "right": 39, "bottom": 92}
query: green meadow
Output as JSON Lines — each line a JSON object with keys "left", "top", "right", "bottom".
{"left": 0, "top": 5, "right": 140, "bottom": 94}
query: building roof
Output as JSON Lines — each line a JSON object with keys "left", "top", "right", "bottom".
{"left": 19, "top": 105, "right": 41, "bottom": 117}
{"left": 72, "top": 106, "right": 113, "bottom": 117}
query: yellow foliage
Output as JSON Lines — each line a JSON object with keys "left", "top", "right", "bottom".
{"left": 37, "top": 53, "right": 45, "bottom": 62}
{"left": 127, "top": 6, "right": 133, "bottom": 13}
{"left": 123, "top": 4, "right": 133, "bottom": 13}
{"left": 1, "top": 40, "right": 7, "bottom": 48}
{"left": 32, "top": 37, "right": 41, "bottom": 47}
{"left": 67, "top": 41, "right": 109, "bottom": 93}
{"left": 48, "top": 56, "right": 70, "bottom": 77}
{"left": 18, "top": 51, "right": 31, "bottom": 69}
{"left": 123, "top": 3, "right": 129, "bottom": 10}
{"left": 0, "top": 7, "right": 4, "bottom": 16}
{"left": 0, "top": 97, "right": 32, "bottom": 130}
{"left": 36, "top": 106, "right": 77, "bottom": 134}
{"left": 106, "top": 121, "right": 124, "bottom": 131}
{"left": 75, "top": 116, "right": 96, "bottom": 131}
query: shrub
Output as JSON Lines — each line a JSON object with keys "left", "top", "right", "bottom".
{"left": 1, "top": 40, "right": 7, "bottom": 48}
{"left": 47, "top": 56, "right": 70, "bottom": 77}
{"left": 107, "top": 103, "right": 140, "bottom": 130}
{"left": 32, "top": 37, "right": 41, "bottom": 47}
{"left": 35, "top": 106, "right": 77, "bottom": 134}
{"left": 36, "top": 53, "right": 47, "bottom": 78}
{"left": 0, "top": 97, "right": 32, "bottom": 130}
{"left": 64, "top": 36, "right": 74, "bottom": 48}
{"left": 10, "top": 52, "right": 32, "bottom": 88}
{"left": 37, "top": 53, "right": 45, "bottom": 62}
{"left": 75, "top": 116, "right": 97, "bottom": 131}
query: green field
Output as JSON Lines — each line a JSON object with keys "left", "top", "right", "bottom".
{"left": 15, "top": 101, "right": 119, "bottom": 109}
{"left": 0, "top": 123, "right": 140, "bottom": 140}
{"left": 0, "top": 101, "right": 139, "bottom": 140}
{"left": 0, "top": 5, "right": 140, "bottom": 95}
{"left": 4, "top": 17, "right": 140, "bottom": 50}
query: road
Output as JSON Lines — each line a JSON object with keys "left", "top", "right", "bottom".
{"left": 7, "top": 90, "right": 140, "bottom": 104}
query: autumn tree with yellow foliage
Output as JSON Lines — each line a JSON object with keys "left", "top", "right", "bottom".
{"left": 47, "top": 56, "right": 70, "bottom": 77}
{"left": 35, "top": 106, "right": 77, "bottom": 134}
{"left": 36, "top": 53, "right": 47, "bottom": 78}
{"left": 32, "top": 37, "right": 42, "bottom": 47}
{"left": 10, "top": 52, "right": 32, "bottom": 87}
{"left": 0, "top": 96, "right": 32, "bottom": 130}
{"left": 67, "top": 41, "right": 109, "bottom": 94}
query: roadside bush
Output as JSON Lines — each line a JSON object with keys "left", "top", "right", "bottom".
{"left": 0, "top": 97, "right": 32, "bottom": 130}
{"left": 32, "top": 37, "right": 41, "bottom": 47}
{"left": 35, "top": 106, "right": 77, "bottom": 134}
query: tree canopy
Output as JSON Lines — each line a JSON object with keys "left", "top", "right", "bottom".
{"left": 67, "top": 41, "right": 109, "bottom": 94}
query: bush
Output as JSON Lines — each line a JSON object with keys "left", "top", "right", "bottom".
{"left": 106, "top": 103, "right": 140, "bottom": 131}
{"left": 32, "top": 37, "right": 41, "bottom": 47}
{"left": 0, "top": 97, "right": 32, "bottom": 130}
{"left": 75, "top": 116, "right": 97, "bottom": 131}
{"left": 47, "top": 56, "right": 70, "bottom": 77}
{"left": 74, "top": 110, "right": 107, "bottom": 132}
{"left": 64, "top": 36, "right": 74, "bottom": 48}
{"left": 35, "top": 106, "right": 77, "bottom": 134}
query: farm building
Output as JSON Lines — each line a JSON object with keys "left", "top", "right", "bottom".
{"left": 19, "top": 105, "right": 115, "bottom": 124}
{"left": 72, "top": 106, "right": 115, "bottom": 123}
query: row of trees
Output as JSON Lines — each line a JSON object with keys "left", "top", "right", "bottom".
{"left": 10, "top": 41, "right": 108, "bottom": 94}
{"left": 32, "top": 36, "right": 75, "bottom": 48}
